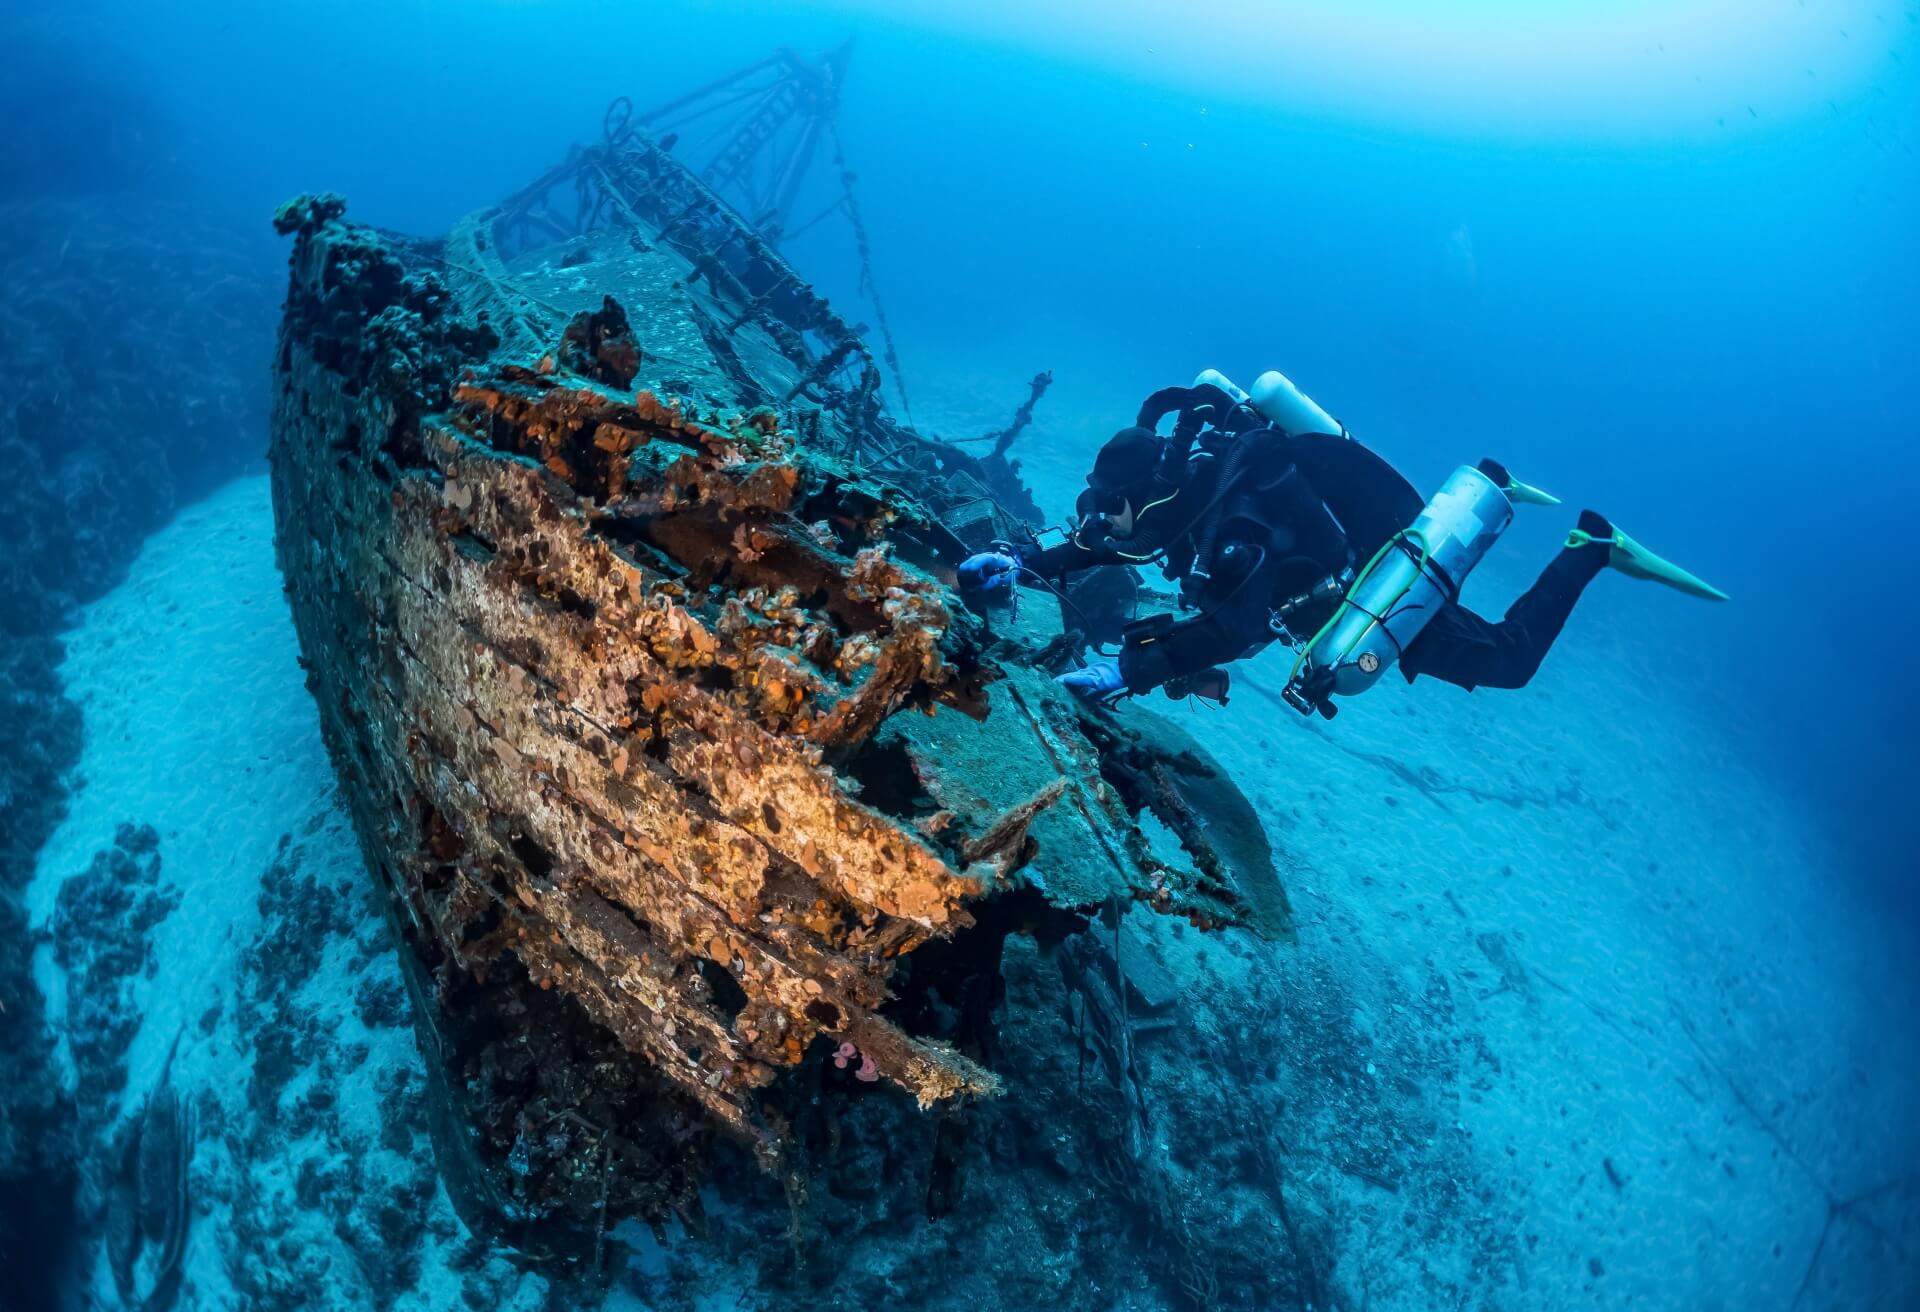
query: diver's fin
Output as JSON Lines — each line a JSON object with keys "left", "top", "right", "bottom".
{"left": 1567, "top": 512, "right": 1729, "bottom": 601}
{"left": 1505, "top": 476, "right": 1551, "bottom": 507}
{"left": 1504, "top": 476, "right": 1561, "bottom": 507}
{"left": 1477, "top": 457, "right": 1560, "bottom": 507}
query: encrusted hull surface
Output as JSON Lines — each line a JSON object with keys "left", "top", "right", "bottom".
{"left": 268, "top": 183, "right": 1286, "bottom": 1249}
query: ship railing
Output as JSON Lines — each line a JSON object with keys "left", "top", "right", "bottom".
{"left": 471, "top": 126, "right": 880, "bottom": 418}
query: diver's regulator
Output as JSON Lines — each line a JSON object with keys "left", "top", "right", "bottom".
{"left": 1268, "top": 566, "right": 1354, "bottom": 639}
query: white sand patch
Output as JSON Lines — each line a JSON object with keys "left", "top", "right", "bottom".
{"left": 26, "top": 478, "right": 549, "bottom": 1309}
{"left": 26, "top": 473, "right": 1916, "bottom": 1309}
{"left": 30, "top": 476, "right": 339, "bottom": 1095}
{"left": 1180, "top": 548, "right": 1920, "bottom": 1308}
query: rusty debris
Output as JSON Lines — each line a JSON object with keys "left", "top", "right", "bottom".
{"left": 267, "top": 113, "right": 1288, "bottom": 1255}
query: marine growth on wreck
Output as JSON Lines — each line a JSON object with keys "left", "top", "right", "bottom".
{"left": 266, "top": 125, "right": 1291, "bottom": 1253}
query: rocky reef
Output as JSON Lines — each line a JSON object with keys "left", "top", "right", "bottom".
{"left": 51, "top": 824, "right": 181, "bottom": 1135}
{"left": 0, "top": 194, "right": 275, "bottom": 1303}
{"left": 267, "top": 163, "right": 1290, "bottom": 1260}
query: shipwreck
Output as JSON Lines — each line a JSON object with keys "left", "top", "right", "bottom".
{"left": 267, "top": 50, "right": 1290, "bottom": 1258}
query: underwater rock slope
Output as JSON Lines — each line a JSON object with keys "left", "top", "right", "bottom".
{"left": 266, "top": 190, "right": 1281, "bottom": 1247}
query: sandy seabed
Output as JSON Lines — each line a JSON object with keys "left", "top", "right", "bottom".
{"left": 27, "top": 475, "right": 1920, "bottom": 1310}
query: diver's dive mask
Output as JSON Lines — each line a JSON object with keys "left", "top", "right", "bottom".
{"left": 1075, "top": 486, "right": 1139, "bottom": 540}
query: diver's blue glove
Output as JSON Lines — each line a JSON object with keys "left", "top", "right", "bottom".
{"left": 1057, "top": 661, "right": 1126, "bottom": 703}
{"left": 957, "top": 551, "right": 1019, "bottom": 594}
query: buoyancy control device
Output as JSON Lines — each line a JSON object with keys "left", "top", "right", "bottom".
{"left": 1282, "top": 462, "right": 1515, "bottom": 716}
{"left": 1173, "top": 368, "right": 1343, "bottom": 607}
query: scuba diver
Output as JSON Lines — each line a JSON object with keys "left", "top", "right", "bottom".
{"left": 957, "top": 369, "right": 1726, "bottom": 717}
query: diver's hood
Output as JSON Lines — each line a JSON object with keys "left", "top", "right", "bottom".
{"left": 1088, "top": 426, "right": 1163, "bottom": 492}
{"left": 1079, "top": 424, "right": 1169, "bottom": 539}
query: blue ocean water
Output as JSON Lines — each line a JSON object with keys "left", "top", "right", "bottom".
{"left": 4, "top": 3, "right": 1917, "bottom": 1309}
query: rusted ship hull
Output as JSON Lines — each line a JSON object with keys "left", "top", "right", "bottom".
{"left": 267, "top": 142, "right": 1285, "bottom": 1250}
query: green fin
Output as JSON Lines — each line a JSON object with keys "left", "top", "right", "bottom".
{"left": 1566, "top": 527, "right": 1729, "bottom": 601}
{"left": 1502, "top": 475, "right": 1561, "bottom": 507}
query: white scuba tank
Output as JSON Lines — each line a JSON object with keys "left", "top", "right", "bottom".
{"left": 1191, "top": 368, "right": 1250, "bottom": 405}
{"left": 1249, "top": 369, "right": 1340, "bottom": 437}
{"left": 1192, "top": 368, "right": 1341, "bottom": 437}
{"left": 1283, "top": 463, "right": 1515, "bottom": 714}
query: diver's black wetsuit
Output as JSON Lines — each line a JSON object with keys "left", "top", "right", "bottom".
{"left": 1024, "top": 414, "right": 1606, "bottom": 696}
{"left": 1399, "top": 541, "right": 1605, "bottom": 689}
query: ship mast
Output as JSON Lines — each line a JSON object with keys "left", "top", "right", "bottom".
{"left": 637, "top": 44, "right": 848, "bottom": 243}
{"left": 634, "top": 44, "right": 912, "bottom": 420}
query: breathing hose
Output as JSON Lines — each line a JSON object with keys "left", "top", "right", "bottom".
{"left": 1186, "top": 436, "right": 1250, "bottom": 592}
